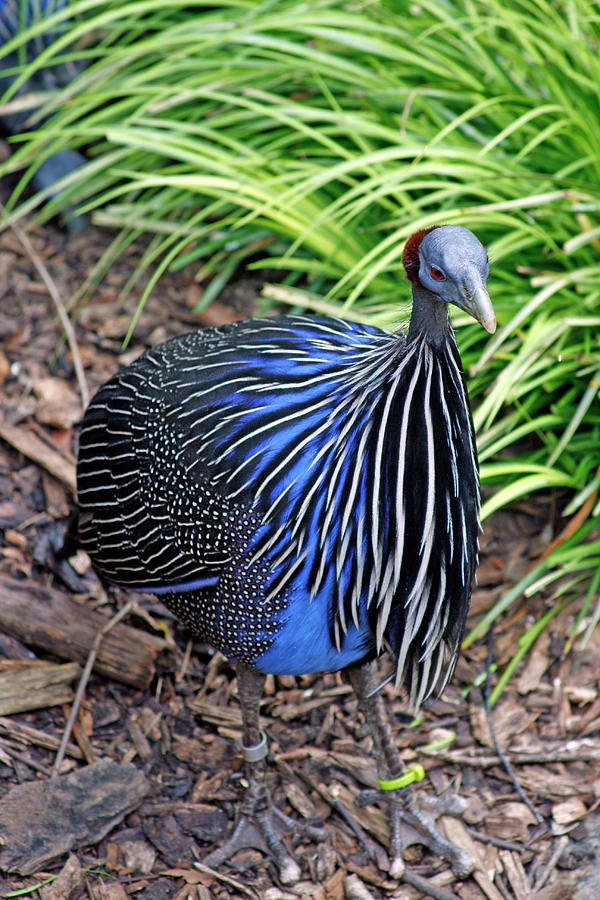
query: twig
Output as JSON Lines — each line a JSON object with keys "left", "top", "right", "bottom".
{"left": 466, "top": 826, "right": 527, "bottom": 853}
{"left": 532, "top": 835, "right": 569, "bottom": 892}
{"left": 483, "top": 632, "right": 544, "bottom": 824}
{"left": 0, "top": 736, "right": 52, "bottom": 776}
{"left": 52, "top": 598, "right": 136, "bottom": 777}
{"left": 292, "top": 766, "right": 387, "bottom": 866}
{"left": 176, "top": 637, "right": 194, "bottom": 682}
{"left": 2, "top": 203, "right": 89, "bottom": 408}
{"left": 422, "top": 748, "right": 600, "bottom": 766}
{"left": 192, "top": 857, "right": 259, "bottom": 899}
{"left": 401, "top": 870, "right": 462, "bottom": 900}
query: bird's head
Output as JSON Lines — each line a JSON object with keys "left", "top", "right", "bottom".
{"left": 403, "top": 225, "right": 496, "bottom": 334}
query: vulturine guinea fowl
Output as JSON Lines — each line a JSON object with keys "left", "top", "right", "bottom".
{"left": 77, "top": 224, "right": 496, "bottom": 882}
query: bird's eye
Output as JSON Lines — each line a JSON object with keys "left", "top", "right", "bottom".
{"left": 430, "top": 266, "right": 446, "bottom": 281}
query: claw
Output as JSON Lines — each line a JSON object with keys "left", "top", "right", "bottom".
{"left": 203, "top": 784, "right": 326, "bottom": 883}
{"left": 360, "top": 787, "right": 474, "bottom": 877}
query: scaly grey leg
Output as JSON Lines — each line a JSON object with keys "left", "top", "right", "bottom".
{"left": 204, "top": 661, "right": 323, "bottom": 883}
{"left": 347, "top": 659, "right": 474, "bottom": 879}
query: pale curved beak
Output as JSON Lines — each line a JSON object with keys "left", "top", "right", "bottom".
{"left": 460, "top": 284, "right": 496, "bottom": 334}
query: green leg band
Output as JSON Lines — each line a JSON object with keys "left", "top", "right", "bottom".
{"left": 377, "top": 763, "right": 426, "bottom": 791}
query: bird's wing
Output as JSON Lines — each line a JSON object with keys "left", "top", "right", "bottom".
{"left": 77, "top": 315, "right": 393, "bottom": 595}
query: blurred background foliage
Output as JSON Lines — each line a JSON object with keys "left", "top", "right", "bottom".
{"left": 1, "top": 0, "right": 599, "bottom": 694}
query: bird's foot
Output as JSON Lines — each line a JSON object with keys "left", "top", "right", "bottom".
{"left": 204, "top": 782, "right": 326, "bottom": 884}
{"left": 356, "top": 785, "right": 474, "bottom": 879}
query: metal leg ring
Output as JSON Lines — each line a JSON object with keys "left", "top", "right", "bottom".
{"left": 239, "top": 729, "right": 269, "bottom": 763}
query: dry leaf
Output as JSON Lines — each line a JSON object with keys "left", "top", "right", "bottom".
{"left": 33, "top": 377, "right": 82, "bottom": 429}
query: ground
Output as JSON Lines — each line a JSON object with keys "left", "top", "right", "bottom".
{"left": 0, "top": 204, "right": 598, "bottom": 900}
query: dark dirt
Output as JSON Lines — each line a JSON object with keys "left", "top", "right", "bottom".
{"left": 0, "top": 194, "right": 598, "bottom": 900}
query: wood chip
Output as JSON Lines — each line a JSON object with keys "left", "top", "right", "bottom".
{"left": 333, "top": 782, "right": 389, "bottom": 844}
{"left": 0, "top": 661, "right": 79, "bottom": 715}
{"left": 329, "top": 750, "right": 378, "bottom": 789}
{"left": 484, "top": 802, "right": 538, "bottom": 843}
{"left": 39, "top": 854, "right": 85, "bottom": 900}
{"left": 470, "top": 698, "right": 537, "bottom": 749}
{"left": 344, "top": 873, "right": 377, "bottom": 900}
{"left": 441, "top": 817, "right": 504, "bottom": 900}
{"left": 89, "top": 881, "right": 129, "bottom": 900}
{"left": 0, "top": 759, "right": 150, "bottom": 874}
{"left": 552, "top": 798, "right": 587, "bottom": 826}
{"left": 119, "top": 840, "right": 156, "bottom": 875}
{"left": 283, "top": 779, "right": 319, "bottom": 819}
{"left": 42, "top": 471, "right": 71, "bottom": 518}
{"left": 564, "top": 685, "right": 596, "bottom": 705}
{"left": 517, "top": 632, "right": 550, "bottom": 694}
{"left": 498, "top": 849, "right": 530, "bottom": 900}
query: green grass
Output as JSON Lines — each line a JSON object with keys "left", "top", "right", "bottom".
{"left": 1, "top": 0, "right": 599, "bottom": 696}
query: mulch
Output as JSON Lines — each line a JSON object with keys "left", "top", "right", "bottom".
{"left": 0, "top": 195, "right": 598, "bottom": 900}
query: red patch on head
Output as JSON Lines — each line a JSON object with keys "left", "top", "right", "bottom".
{"left": 402, "top": 226, "right": 439, "bottom": 282}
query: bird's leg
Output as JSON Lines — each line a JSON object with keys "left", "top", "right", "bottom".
{"left": 346, "top": 659, "right": 474, "bottom": 879}
{"left": 204, "top": 661, "right": 323, "bottom": 883}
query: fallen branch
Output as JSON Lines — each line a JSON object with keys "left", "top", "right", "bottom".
{"left": 0, "top": 576, "right": 171, "bottom": 689}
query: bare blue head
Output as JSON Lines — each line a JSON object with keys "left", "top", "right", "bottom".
{"left": 403, "top": 225, "right": 496, "bottom": 334}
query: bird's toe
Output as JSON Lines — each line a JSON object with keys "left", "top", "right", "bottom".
{"left": 203, "top": 795, "right": 325, "bottom": 883}
{"left": 356, "top": 786, "right": 474, "bottom": 879}
{"left": 389, "top": 789, "right": 475, "bottom": 878}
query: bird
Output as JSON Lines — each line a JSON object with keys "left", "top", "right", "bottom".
{"left": 0, "top": 0, "right": 87, "bottom": 232}
{"left": 76, "top": 223, "right": 496, "bottom": 882}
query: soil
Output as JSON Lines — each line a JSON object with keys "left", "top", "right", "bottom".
{"left": 0, "top": 198, "right": 598, "bottom": 900}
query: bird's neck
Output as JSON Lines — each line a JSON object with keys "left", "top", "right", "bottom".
{"left": 408, "top": 283, "right": 451, "bottom": 346}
